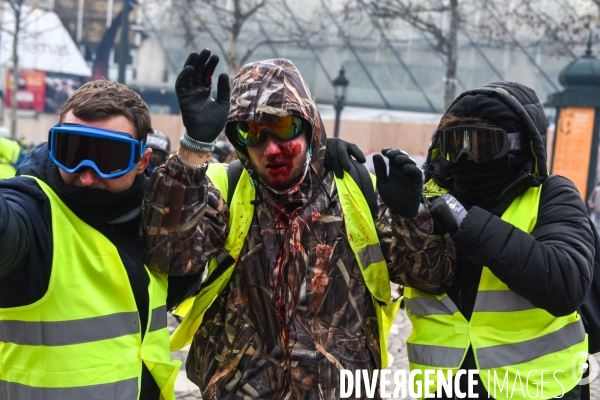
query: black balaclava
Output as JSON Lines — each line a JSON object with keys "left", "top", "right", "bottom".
{"left": 48, "top": 164, "right": 145, "bottom": 225}
{"left": 445, "top": 94, "right": 533, "bottom": 209}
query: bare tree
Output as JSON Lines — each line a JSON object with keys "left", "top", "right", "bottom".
{"left": 5, "top": 0, "right": 26, "bottom": 139}
{"left": 360, "top": 0, "right": 597, "bottom": 110}
{"left": 1, "top": 0, "right": 46, "bottom": 139}
{"left": 169, "top": 0, "right": 287, "bottom": 77}
{"left": 142, "top": 0, "right": 325, "bottom": 79}
{"left": 360, "top": 0, "right": 459, "bottom": 109}
{"left": 474, "top": 0, "right": 594, "bottom": 58}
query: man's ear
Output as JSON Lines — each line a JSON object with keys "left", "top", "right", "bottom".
{"left": 136, "top": 148, "right": 152, "bottom": 174}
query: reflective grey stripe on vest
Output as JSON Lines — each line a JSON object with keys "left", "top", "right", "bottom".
{"left": 477, "top": 320, "right": 586, "bottom": 370}
{"left": 473, "top": 290, "right": 536, "bottom": 312}
{"left": 148, "top": 305, "right": 167, "bottom": 332}
{"left": 0, "top": 312, "right": 139, "bottom": 346}
{"left": 357, "top": 243, "right": 385, "bottom": 269}
{"left": 407, "top": 343, "right": 465, "bottom": 368}
{"left": 405, "top": 296, "right": 459, "bottom": 316}
{"left": 0, "top": 377, "right": 138, "bottom": 400}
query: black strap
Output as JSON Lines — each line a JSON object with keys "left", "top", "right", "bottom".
{"left": 226, "top": 158, "right": 377, "bottom": 217}
{"left": 199, "top": 255, "right": 236, "bottom": 291}
{"left": 226, "top": 160, "right": 244, "bottom": 205}
{"left": 347, "top": 160, "right": 378, "bottom": 218}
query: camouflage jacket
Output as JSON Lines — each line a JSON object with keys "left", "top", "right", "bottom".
{"left": 143, "top": 58, "right": 456, "bottom": 400}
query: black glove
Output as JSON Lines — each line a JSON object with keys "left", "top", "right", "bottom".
{"left": 175, "top": 49, "right": 230, "bottom": 143}
{"left": 373, "top": 148, "right": 423, "bottom": 218}
{"left": 324, "top": 138, "right": 366, "bottom": 178}
{"left": 429, "top": 194, "right": 467, "bottom": 236}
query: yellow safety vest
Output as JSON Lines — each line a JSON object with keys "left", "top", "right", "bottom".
{"left": 0, "top": 177, "right": 181, "bottom": 400}
{"left": 404, "top": 185, "right": 587, "bottom": 399}
{"left": 0, "top": 138, "right": 20, "bottom": 179}
{"left": 172, "top": 163, "right": 400, "bottom": 367}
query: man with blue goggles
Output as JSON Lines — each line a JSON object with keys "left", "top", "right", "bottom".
{"left": 0, "top": 80, "right": 191, "bottom": 400}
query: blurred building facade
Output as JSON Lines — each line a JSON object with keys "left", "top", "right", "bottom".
{"left": 2, "top": 0, "right": 594, "bottom": 116}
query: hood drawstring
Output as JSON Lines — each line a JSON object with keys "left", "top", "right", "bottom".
{"left": 311, "top": 164, "right": 338, "bottom": 214}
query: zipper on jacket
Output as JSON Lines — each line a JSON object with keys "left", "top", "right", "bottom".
{"left": 457, "top": 172, "right": 534, "bottom": 319}
{"left": 483, "top": 172, "right": 533, "bottom": 210}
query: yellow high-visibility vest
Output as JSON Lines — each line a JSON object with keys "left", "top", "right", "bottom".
{"left": 404, "top": 185, "right": 587, "bottom": 399}
{"left": 0, "top": 176, "right": 181, "bottom": 400}
{"left": 172, "top": 163, "right": 400, "bottom": 367}
{"left": 0, "top": 138, "right": 20, "bottom": 179}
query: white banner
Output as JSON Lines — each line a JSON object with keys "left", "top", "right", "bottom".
{"left": 0, "top": 3, "right": 91, "bottom": 77}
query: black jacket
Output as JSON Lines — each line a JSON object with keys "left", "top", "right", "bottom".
{"left": 423, "top": 81, "right": 594, "bottom": 399}
{"left": 0, "top": 144, "right": 195, "bottom": 399}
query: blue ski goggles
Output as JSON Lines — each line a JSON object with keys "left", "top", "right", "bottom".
{"left": 49, "top": 123, "right": 147, "bottom": 179}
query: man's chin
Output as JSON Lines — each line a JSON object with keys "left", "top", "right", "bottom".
{"left": 260, "top": 170, "right": 304, "bottom": 192}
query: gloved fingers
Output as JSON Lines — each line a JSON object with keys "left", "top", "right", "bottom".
{"left": 192, "top": 49, "right": 212, "bottom": 86}
{"left": 383, "top": 149, "right": 415, "bottom": 167}
{"left": 429, "top": 196, "right": 445, "bottom": 207}
{"left": 430, "top": 199, "right": 459, "bottom": 235}
{"left": 201, "top": 54, "right": 220, "bottom": 87}
{"left": 401, "top": 164, "right": 424, "bottom": 183}
{"left": 337, "top": 140, "right": 353, "bottom": 177}
{"left": 389, "top": 153, "right": 417, "bottom": 170}
{"left": 383, "top": 147, "right": 412, "bottom": 159}
{"left": 347, "top": 142, "right": 366, "bottom": 163}
{"left": 175, "top": 65, "right": 195, "bottom": 95}
{"left": 216, "top": 73, "right": 231, "bottom": 106}
{"left": 382, "top": 148, "right": 401, "bottom": 160}
{"left": 373, "top": 153, "right": 388, "bottom": 186}
{"left": 431, "top": 213, "right": 449, "bottom": 236}
{"left": 382, "top": 147, "right": 408, "bottom": 157}
{"left": 183, "top": 52, "right": 199, "bottom": 69}
{"left": 327, "top": 140, "right": 344, "bottom": 179}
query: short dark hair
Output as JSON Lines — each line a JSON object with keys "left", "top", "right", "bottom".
{"left": 59, "top": 80, "right": 153, "bottom": 140}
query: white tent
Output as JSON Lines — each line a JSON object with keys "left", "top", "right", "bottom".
{"left": 0, "top": 3, "right": 91, "bottom": 77}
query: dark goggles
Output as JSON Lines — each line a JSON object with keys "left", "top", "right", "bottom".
{"left": 439, "top": 125, "right": 522, "bottom": 163}
{"left": 236, "top": 115, "right": 306, "bottom": 147}
{"left": 48, "top": 124, "right": 147, "bottom": 179}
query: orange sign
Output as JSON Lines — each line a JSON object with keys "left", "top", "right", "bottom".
{"left": 5, "top": 69, "right": 46, "bottom": 112}
{"left": 552, "top": 107, "right": 596, "bottom": 199}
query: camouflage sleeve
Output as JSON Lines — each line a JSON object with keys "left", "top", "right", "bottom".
{"left": 376, "top": 196, "right": 456, "bottom": 295}
{"left": 142, "top": 157, "right": 229, "bottom": 276}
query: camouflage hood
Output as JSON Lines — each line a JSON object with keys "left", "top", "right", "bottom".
{"left": 225, "top": 58, "right": 324, "bottom": 165}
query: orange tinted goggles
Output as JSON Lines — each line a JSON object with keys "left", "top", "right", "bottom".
{"left": 236, "top": 116, "right": 306, "bottom": 147}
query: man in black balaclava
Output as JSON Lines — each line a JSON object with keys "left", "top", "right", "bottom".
{"left": 404, "top": 81, "right": 594, "bottom": 400}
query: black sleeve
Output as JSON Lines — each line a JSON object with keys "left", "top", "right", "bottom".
{"left": 166, "top": 274, "right": 202, "bottom": 311}
{"left": 0, "top": 180, "right": 46, "bottom": 278}
{"left": 0, "top": 178, "right": 53, "bottom": 307}
{"left": 452, "top": 176, "right": 594, "bottom": 316}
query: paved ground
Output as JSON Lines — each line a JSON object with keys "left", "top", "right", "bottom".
{"left": 171, "top": 308, "right": 600, "bottom": 399}
{"left": 168, "top": 313, "right": 201, "bottom": 400}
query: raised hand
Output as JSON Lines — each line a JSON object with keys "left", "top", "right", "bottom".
{"left": 373, "top": 148, "right": 423, "bottom": 218}
{"left": 430, "top": 194, "right": 467, "bottom": 236}
{"left": 324, "top": 138, "right": 366, "bottom": 178}
{"left": 176, "top": 49, "right": 230, "bottom": 145}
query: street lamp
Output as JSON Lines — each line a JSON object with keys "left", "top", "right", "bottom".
{"left": 332, "top": 66, "right": 349, "bottom": 138}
